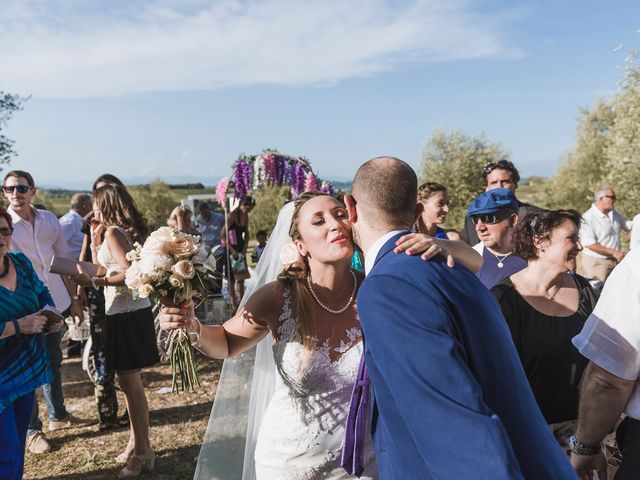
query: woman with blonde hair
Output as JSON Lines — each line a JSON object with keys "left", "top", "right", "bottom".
{"left": 77, "top": 184, "right": 159, "bottom": 477}
{"left": 414, "top": 182, "right": 460, "bottom": 240}
{"left": 159, "top": 191, "right": 482, "bottom": 479}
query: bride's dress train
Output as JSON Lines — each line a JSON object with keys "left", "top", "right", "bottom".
{"left": 254, "top": 287, "right": 377, "bottom": 480}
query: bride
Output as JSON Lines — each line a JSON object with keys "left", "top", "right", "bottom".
{"left": 159, "top": 191, "right": 482, "bottom": 480}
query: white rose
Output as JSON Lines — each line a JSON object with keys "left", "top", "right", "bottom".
{"left": 138, "top": 284, "right": 155, "bottom": 298}
{"left": 139, "top": 254, "right": 174, "bottom": 274}
{"left": 280, "top": 242, "right": 301, "bottom": 266}
{"left": 125, "top": 263, "right": 141, "bottom": 289}
{"left": 169, "top": 274, "right": 184, "bottom": 288}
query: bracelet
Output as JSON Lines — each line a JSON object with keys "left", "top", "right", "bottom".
{"left": 91, "top": 277, "right": 100, "bottom": 289}
{"left": 71, "top": 295, "right": 80, "bottom": 301}
{"left": 11, "top": 318, "right": 21, "bottom": 337}
{"left": 188, "top": 318, "right": 202, "bottom": 348}
{"left": 568, "top": 434, "right": 601, "bottom": 456}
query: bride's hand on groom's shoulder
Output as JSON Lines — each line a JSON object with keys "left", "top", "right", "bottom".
{"left": 394, "top": 233, "right": 455, "bottom": 267}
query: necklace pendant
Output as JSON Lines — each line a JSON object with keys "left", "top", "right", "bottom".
{"left": 497, "top": 262, "right": 504, "bottom": 268}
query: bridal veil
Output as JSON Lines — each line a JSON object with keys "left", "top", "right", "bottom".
{"left": 193, "top": 201, "right": 295, "bottom": 480}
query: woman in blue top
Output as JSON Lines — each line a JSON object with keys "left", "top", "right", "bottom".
{"left": 414, "top": 182, "right": 461, "bottom": 240}
{"left": 0, "top": 206, "right": 60, "bottom": 480}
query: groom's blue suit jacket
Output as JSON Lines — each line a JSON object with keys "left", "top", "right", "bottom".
{"left": 358, "top": 233, "right": 577, "bottom": 479}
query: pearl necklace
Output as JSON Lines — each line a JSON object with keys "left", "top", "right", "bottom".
{"left": 307, "top": 270, "right": 358, "bottom": 315}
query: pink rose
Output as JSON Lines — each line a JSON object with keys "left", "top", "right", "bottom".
{"left": 138, "top": 284, "right": 155, "bottom": 298}
{"left": 169, "top": 274, "right": 184, "bottom": 288}
{"left": 166, "top": 238, "right": 199, "bottom": 258}
{"left": 172, "top": 260, "right": 195, "bottom": 280}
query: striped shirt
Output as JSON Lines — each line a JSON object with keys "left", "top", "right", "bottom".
{"left": 0, "top": 252, "right": 54, "bottom": 413}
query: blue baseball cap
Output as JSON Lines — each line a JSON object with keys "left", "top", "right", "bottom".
{"left": 467, "top": 188, "right": 519, "bottom": 216}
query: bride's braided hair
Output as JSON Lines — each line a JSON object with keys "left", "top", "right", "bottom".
{"left": 277, "top": 191, "right": 329, "bottom": 364}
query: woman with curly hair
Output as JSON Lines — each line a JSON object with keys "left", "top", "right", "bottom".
{"left": 491, "top": 209, "right": 599, "bottom": 453}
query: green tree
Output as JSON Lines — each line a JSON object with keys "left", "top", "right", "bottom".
{"left": 250, "top": 185, "right": 291, "bottom": 236}
{"left": 420, "top": 129, "right": 510, "bottom": 229}
{"left": 129, "top": 180, "right": 177, "bottom": 230}
{"left": 546, "top": 51, "right": 640, "bottom": 218}
{"left": 545, "top": 100, "right": 615, "bottom": 211}
{"left": 0, "top": 92, "right": 27, "bottom": 170}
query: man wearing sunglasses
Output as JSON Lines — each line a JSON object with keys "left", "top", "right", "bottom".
{"left": 468, "top": 188, "right": 526, "bottom": 289}
{"left": 579, "top": 186, "right": 633, "bottom": 283}
{"left": 461, "top": 160, "right": 540, "bottom": 245}
{"left": 3, "top": 170, "right": 87, "bottom": 454}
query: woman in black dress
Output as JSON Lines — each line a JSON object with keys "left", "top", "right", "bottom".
{"left": 223, "top": 196, "right": 255, "bottom": 311}
{"left": 491, "top": 210, "right": 598, "bottom": 453}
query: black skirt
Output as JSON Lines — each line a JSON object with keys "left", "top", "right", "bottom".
{"left": 106, "top": 306, "right": 160, "bottom": 372}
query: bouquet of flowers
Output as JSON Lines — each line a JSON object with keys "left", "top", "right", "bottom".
{"left": 125, "top": 227, "right": 218, "bottom": 393}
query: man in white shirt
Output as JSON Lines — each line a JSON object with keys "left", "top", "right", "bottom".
{"left": 571, "top": 246, "right": 640, "bottom": 479}
{"left": 59, "top": 193, "right": 92, "bottom": 259}
{"left": 3, "top": 170, "right": 86, "bottom": 454}
{"left": 579, "top": 186, "right": 632, "bottom": 282}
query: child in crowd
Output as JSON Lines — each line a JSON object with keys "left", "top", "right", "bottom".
{"left": 252, "top": 229, "right": 268, "bottom": 263}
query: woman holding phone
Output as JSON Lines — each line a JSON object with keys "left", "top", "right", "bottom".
{"left": 0, "top": 206, "right": 62, "bottom": 480}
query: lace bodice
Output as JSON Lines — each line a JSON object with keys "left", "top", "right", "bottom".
{"left": 96, "top": 229, "right": 151, "bottom": 315}
{"left": 254, "top": 287, "right": 376, "bottom": 480}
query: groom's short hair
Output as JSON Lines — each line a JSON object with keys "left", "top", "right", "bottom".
{"left": 352, "top": 156, "right": 417, "bottom": 229}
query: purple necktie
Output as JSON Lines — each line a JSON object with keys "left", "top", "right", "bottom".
{"left": 341, "top": 352, "right": 371, "bottom": 477}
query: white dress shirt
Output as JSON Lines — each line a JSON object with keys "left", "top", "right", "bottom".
{"left": 580, "top": 204, "right": 632, "bottom": 259}
{"left": 8, "top": 206, "right": 72, "bottom": 311}
{"left": 573, "top": 247, "right": 640, "bottom": 419}
{"left": 364, "top": 230, "right": 404, "bottom": 276}
{"left": 631, "top": 214, "right": 640, "bottom": 250}
{"left": 59, "top": 209, "right": 85, "bottom": 259}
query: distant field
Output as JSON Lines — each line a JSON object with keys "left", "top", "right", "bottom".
{"left": 32, "top": 187, "right": 213, "bottom": 217}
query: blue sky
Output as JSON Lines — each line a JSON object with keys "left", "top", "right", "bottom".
{"left": 1, "top": 0, "right": 639, "bottom": 189}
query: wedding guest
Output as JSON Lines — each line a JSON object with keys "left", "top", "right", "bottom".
{"left": 461, "top": 160, "right": 540, "bottom": 245}
{"left": 3, "top": 170, "right": 86, "bottom": 454}
{"left": 168, "top": 205, "right": 197, "bottom": 235}
{"left": 222, "top": 196, "right": 255, "bottom": 311}
{"left": 571, "top": 246, "right": 640, "bottom": 479}
{"left": 77, "top": 184, "right": 159, "bottom": 477}
{"left": 158, "top": 192, "right": 482, "bottom": 479}
{"left": 0, "top": 206, "right": 61, "bottom": 479}
{"left": 469, "top": 188, "right": 526, "bottom": 288}
{"left": 492, "top": 209, "right": 598, "bottom": 452}
{"left": 193, "top": 202, "right": 224, "bottom": 253}
{"left": 414, "top": 182, "right": 460, "bottom": 240}
{"left": 59, "top": 193, "right": 92, "bottom": 259}
{"left": 252, "top": 229, "right": 268, "bottom": 263}
{"left": 579, "top": 186, "right": 632, "bottom": 282}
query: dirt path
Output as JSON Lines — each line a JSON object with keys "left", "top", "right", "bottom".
{"left": 24, "top": 356, "right": 222, "bottom": 479}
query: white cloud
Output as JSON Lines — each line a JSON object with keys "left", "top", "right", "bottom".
{"left": 0, "top": 0, "right": 524, "bottom": 98}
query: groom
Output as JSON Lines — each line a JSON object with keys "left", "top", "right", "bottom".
{"left": 343, "top": 157, "right": 576, "bottom": 479}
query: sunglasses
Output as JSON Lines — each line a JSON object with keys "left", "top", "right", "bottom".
{"left": 3, "top": 185, "right": 31, "bottom": 194}
{"left": 483, "top": 160, "right": 514, "bottom": 175}
{"left": 472, "top": 213, "right": 506, "bottom": 225}
{"left": 0, "top": 228, "right": 13, "bottom": 237}
{"left": 602, "top": 195, "right": 617, "bottom": 201}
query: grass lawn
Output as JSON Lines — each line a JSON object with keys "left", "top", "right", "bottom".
{"left": 24, "top": 355, "right": 222, "bottom": 479}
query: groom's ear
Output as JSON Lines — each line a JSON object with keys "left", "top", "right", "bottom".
{"left": 344, "top": 194, "right": 358, "bottom": 223}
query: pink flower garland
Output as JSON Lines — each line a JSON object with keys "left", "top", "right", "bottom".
{"left": 216, "top": 177, "right": 229, "bottom": 207}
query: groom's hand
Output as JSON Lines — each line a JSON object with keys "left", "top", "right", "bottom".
{"left": 394, "top": 233, "right": 455, "bottom": 267}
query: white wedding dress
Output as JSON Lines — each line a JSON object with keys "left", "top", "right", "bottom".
{"left": 254, "top": 286, "right": 377, "bottom": 480}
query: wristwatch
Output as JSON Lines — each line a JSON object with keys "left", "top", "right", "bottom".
{"left": 568, "top": 434, "right": 601, "bottom": 456}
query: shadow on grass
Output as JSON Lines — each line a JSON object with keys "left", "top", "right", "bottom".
{"left": 30, "top": 445, "right": 201, "bottom": 480}
{"left": 44, "top": 401, "right": 216, "bottom": 445}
